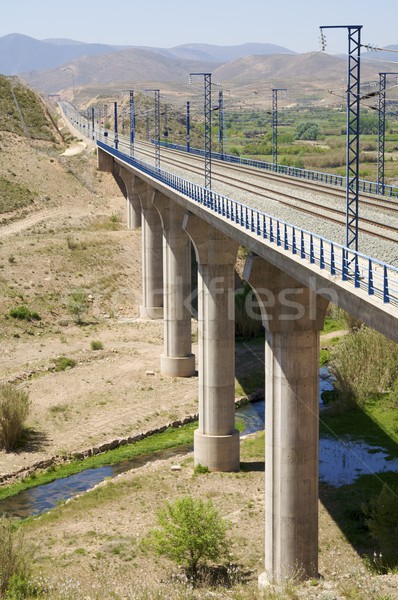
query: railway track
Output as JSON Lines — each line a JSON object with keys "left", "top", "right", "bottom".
{"left": 130, "top": 140, "right": 398, "bottom": 243}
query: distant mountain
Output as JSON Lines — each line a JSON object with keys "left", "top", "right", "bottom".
{"left": 0, "top": 33, "right": 296, "bottom": 77}
{"left": 213, "top": 52, "right": 346, "bottom": 84}
{"left": 0, "top": 33, "right": 130, "bottom": 75}
{"left": 158, "top": 42, "right": 296, "bottom": 63}
{"left": 23, "top": 46, "right": 398, "bottom": 100}
{"left": 23, "top": 47, "right": 219, "bottom": 93}
{"left": 41, "top": 38, "right": 96, "bottom": 46}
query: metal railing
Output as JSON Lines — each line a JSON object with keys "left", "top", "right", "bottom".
{"left": 97, "top": 136, "right": 398, "bottom": 308}
{"left": 61, "top": 103, "right": 398, "bottom": 308}
{"left": 159, "top": 140, "right": 398, "bottom": 198}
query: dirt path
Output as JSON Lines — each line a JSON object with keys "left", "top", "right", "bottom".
{"left": 0, "top": 207, "right": 71, "bottom": 238}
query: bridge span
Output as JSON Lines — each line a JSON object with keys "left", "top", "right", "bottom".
{"left": 63, "top": 104, "right": 398, "bottom": 585}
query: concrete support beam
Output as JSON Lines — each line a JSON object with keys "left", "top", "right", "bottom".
{"left": 243, "top": 253, "right": 329, "bottom": 584}
{"left": 118, "top": 167, "right": 142, "bottom": 230}
{"left": 183, "top": 213, "right": 240, "bottom": 472}
{"left": 97, "top": 147, "right": 114, "bottom": 172}
{"left": 153, "top": 192, "right": 195, "bottom": 377}
{"left": 135, "top": 180, "right": 163, "bottom": 319}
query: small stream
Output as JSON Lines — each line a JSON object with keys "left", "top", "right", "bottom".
{"left": 2, "top": 367, "right": 398, "bottom": 518}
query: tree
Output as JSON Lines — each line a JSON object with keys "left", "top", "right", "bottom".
{"left": 147, "top": 495, "right": 230, "bottom": 578}
{"left": 295, "top": 121, "right": 320, "bottom": 141}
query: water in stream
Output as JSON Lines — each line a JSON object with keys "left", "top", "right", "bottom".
{"left": 2, "top": 367, "right": 398, "bottom": 518}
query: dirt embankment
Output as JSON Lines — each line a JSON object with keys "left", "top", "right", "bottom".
{"left": 0, "top": 126, "right": 202, "bottom": 479}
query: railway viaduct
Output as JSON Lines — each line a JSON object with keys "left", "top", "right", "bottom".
{"left": 62, "top": 105, "right": 398, "bottom": 585}
{"left": 96, "top": 138, "right": 398, "bottom": 586}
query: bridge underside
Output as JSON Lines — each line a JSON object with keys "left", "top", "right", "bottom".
{"left": 98, "top": 147, "right": 396, "bottom": 584}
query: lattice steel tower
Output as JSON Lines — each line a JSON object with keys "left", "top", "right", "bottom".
{"left": 377, "top": 72, "right": 398, "bottom": 194}
{"left": 320, "top": 25, "right": 362, "bottom": 251}
{"left": 190, "top": 73, "right": 212, "bottom": 189}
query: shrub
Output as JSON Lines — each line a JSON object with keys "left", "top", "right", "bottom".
{"left": 54, "top": 356, "right": 76, "bottom": 372}
{"left": 193, "top": 463, "right": 209, "bottom": 475}
{"left": 329, "top": 326, "right": 398, "bottom": 407}
{"left": 67, "top": 288, "right": 89, "bottom": 324}
{"left": 295, "top": 122, "right": 320, "bottom": 141}
{"left": 0, "top": 516, "right": 31, "bottom": 597}
{"left": 9, "top": 306, "right": 41, "bottom": 321}
{"left": 146, "top": 496, "right": 230, "bottom": 578}
{"left": 90, "top": 340, "right": 103, "bottom": 351}
{"left": 362, "top": 483, "right": 398, "bottom": 568}
{"left": 0, "top": 384, "right": 30, "bottom": 451}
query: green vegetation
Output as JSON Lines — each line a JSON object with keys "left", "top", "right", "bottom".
{"left": 295, "top": 121, "right": 320, "bottom": 140}
{"left": 67, "top": 288, "right": 89, "bottom": 324}
{"left": 8, "top": 306, "right": 41, "bottom": 322}
{"left": 0, "top": 422, "right": 198, "bottom": 502}
{"left": 90, "top": 340, "right": 103, "bottom": 351}
{"left": 53, "top": 356, "right": 76, "bottom": 372}
{"left": 0, "top": 75, "right": 56, "bottom": 141}
{"left": 329, "top": 326, "right": 398, "bottom": 409}
{"left": 221, "top": 105, "right": 398, "bottom": 182}
{"left": 0, "top": 177, "right": 36, "bottom": 214}
{"left": 0, "top": 515, "right": 34, "bottom": 598}
{"left": 146, "top": 496, "right": 230, "bottom": 578}
{"left": 322, "top": 311, "right": 346, "bottom": 335}
{"left": 0, "top": 384, "right": 31, "bottom": 452}
{"left": 193, "top": 463, "right": 210, "bottom": 475}
{"left": 362, "top": 483, "right": 398, "bottom": 569}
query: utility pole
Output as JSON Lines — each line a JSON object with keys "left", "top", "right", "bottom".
{"left": 190, "top": 72, "right": 212, "bottom": 190}
{"left": 91, "top": 107, "right": 95, "bottom": 140}
{"left": 114, "top": 101, "right": 119, "bottom": 150}
{"left": 218, "top": 90, "right": 224, "bottom": 158}
{"left": 320, "top": 25, "right": 362, "bottom": 251}
{"left": 144, "top": 89, "right": 160, "bottom": 169}
{"left": 377, "top": 72, "right": 398, "bottom": 194}
{"left": 186, "top": 101, "right": 190, "bottom": 152}
{"left": 123, "top": 89, "right": 136, "bottom": 156}
{"left": 272, "top": 88, "right": 287, "bottom": 172}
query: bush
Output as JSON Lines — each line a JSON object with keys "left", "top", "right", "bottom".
{"left": 90, "top": 340, "right": 103, "bottom": 351}
{"left": 0, "top": 384, "right": 30, "bottom": 451}
{"left": 193, "top": 463, "right": 209, "bottom": 475}
{"left": 146, "top": 496, "right": 230, "bottom": 578}
{"left": 67, "top": 288, "right": 89, "bottom": 324}
{"left": 54, "top": 356, "right": 76, "bottom": 372}
{"left": 362, "top": 483, "right": 398, "bottom": 569}
{"left": 0, "top": 515, "right": 31, "bottom": 597}
{"left": 295, "top": 121, "right": 320, "bottom": 140}
{"left": 9, "top": 306, "right": 40, "bottom": 321}
{"left": 329, "top": 327, "right": 398, "bottom": 407}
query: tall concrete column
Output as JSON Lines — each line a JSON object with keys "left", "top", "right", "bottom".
{"left": 135, "top": 179, "right": 163, "bottom": 319}
{"left": 183, "top": 213, "right": 240, "bottom": 472}
{"left": 118, "top": 167, "right": 142, "bottom": 230}
{"left": 243, "top": 253, "right": 329, "bottom": 584}
{"left": 153, "top": 193, "right": 195, "bottom": 377}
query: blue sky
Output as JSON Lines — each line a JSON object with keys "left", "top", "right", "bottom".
{"left": 1, "top": 0, "right": 396, "bottom": 54}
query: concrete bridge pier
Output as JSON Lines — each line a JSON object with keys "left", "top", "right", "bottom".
{"left": 183, "top": 213, "right": 240, "bottom": 472}
{"left": 118, "top": 167, "right": 142, "bottom": 230}
{"left": 97, "top": 151, "right": 141, "bottom": 229}
{"left": 153, "top": 192, "right": 195, "bottom": 377}
{"left": 135, "top": 180, "right": 163, "bottom": 319}
{"left": 243, "top": 253, "right": 329, "bottom": 584}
